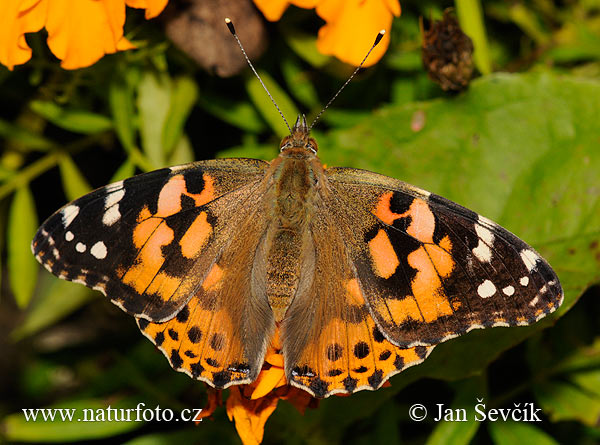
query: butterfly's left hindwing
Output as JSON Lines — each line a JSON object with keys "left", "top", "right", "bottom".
{"left": 325, "top": 167, "right": 563, "bottom": 348}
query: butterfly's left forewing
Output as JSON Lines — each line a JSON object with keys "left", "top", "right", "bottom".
{"left": 325, "top": 167, "right": 563, "bottom": 348}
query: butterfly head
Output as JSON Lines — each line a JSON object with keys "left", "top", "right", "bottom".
{"left": 280, "top": 114, "right": 318, "bottom": 155}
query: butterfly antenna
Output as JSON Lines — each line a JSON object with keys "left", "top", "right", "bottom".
{"left": 225, "top": 18, "right": 292, "bottom": 133}
{"left": 308, "top": 30, "right": 386, "bottom": 132}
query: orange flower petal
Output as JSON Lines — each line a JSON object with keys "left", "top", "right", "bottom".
{"left": 126, "top": 0, "right": 168, "bottom": 19}
{"left": 0, "top": 0, "right": 46, "bottom": 70}
{"left": 265, "top": 351, "right": 284, "bottom": 368}
{"left": 1, "top": 0, "right": 168, "bottom": 70}
{"left": 197, "top": 389, "right": 222, "bottom": 422}
{"left": 226, "top": 387, "right": 279, "bottom": 445}
{"left": 281, "top": 387, "right": 316, "bottom": 414}
{"left": 253, "top": 0, "right": 290, "bottom": 21}
{"left": 315, "top": 0, "right": 400, "bottom": 67}
{"left": 250, "top": 366, "right": 286, "bottom": 399}
{"left": 44, "top": 0, "right": 127, "bottom": 69}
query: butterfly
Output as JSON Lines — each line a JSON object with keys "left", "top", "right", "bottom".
{"left": 32, "top": 115, "right": 563, "bottom": 398}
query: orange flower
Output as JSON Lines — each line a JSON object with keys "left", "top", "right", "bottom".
{"left": 253, "top": 0, "right": 401, "bottom": 66}
{"left": 0, "top": 0, "right": 168, "bottom": 70}
{"left": 198, "top": 328, "right": 316, "bottom": 445}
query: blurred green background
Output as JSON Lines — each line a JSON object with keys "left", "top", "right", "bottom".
{"left": 1, "top": 0, "right": 600, "bottom": 444}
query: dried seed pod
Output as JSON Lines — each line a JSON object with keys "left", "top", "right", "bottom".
{"left": 421, "top": 9, "right": 474, "bottom": 91}
{"left": 163, "top": 0, "right": 267, "bottom": 78}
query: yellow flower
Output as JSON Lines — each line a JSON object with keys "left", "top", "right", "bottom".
{"left": 0, "top": 0, "right": 168, "bottom": 70}
{"left": 253, "top": 0, "right": 401, "bottom": 66}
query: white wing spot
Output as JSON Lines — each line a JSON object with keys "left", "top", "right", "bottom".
{"left": 529, "top": 295, "right": 540, "bottom": 307}
{"left": 520, "top": 249, "right": 540, "bottom": 272}
{"left": 61, "top": 205, "right": 79, "bottom": 227}
{"left": 520, "top": 276, "right": 529, "bottom": 286}
{"left": 102, "top": 189, "right": 125, "bottom": 226}
{"left": 472, "top": 221, "right": 495, "bottom": 263}
{"left": 65, "top": 231, "right": 74, "bottom": 241}
{"left": 105, "top": 180, "right": 125, "bottom": 193}
{"left": 477, "top": 280, "right": 497, "bottom": 298}
{"left": 502, "top": 285, "right": 515, "bottom": 296}
{"left": 75, "top": 242, "right": 87, "bottom": 253}
{"left": 105, "top": 189, "right": 125, "bottom": 207}
{"left": 91, "top": 241, "right": 108, "bottom": 259}
{"left": 102, "top": 205, "right": 121, "bottom": 226}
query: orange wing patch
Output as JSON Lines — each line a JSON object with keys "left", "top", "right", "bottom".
{"left": 123, "top": 217, "right": 176, "bottom": 298}
{"left": 368, "top": 229, "right": 400, "bottom": 278}
{"left": 289, "top": 278, "right": 434, "bottom": 397}
{"left": 155, "top": 174, "right": 215, "bottom": 218}
{"left": 180, "top": 211, "right": 212, "bottom": 259}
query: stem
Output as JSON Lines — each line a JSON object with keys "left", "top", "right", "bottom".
{"left": 455, "top": 0, "right": 493, "bottom": 74}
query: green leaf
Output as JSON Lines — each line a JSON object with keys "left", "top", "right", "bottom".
{"left": 198, "top": 93, "right": 266, "bottom": 133}
{"left": 246, "top": 71, "right": 299, "bottom": 138}
{"left": 284, "top": 32, "right": 330, "bottom": 68}
{"left": 137, "top": 72, "right": 171, "bottom": 167}
{"left": 0, "top": 119, "right": 54, "bottom": 151}
{"left": 109, "top": 75, "right": 137, "bottom": 153}
{"left": 534, "top": 381, "right": 600, "bottom": 427}
{"left": 162, "top": 76, "right": 198, "bottom": 157}
{"left": 8, "top": 185, "right": 38, "bottom": 308}
{"left": 30, "top": 101, "right": 113, "bottom": 134}
{"left": 2, "top": 398, "right": 145, "bottom": 442}
{"left": 167, "top": 135, "right": 194, "bottom": 166}
{"left": 11, "top": 276, "right": 94, "bottom": 340}
{"left": 488, "top": 421, "right": 559, "bottom": 445}
{"left": 281, "top": 57, "right": 319, "bottom": 109}
{"left": 58, "top": 154, "right": 92, "bottom": 200}
{"left": 110, "top": 159, "right": 136, "bottom": 183}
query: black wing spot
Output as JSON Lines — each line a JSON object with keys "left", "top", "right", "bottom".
{"left": 187, "top": 327, "right": 202, "bottom": 343}
{"left": 326, "top": 343, "right": 343, "bottom": 361}
{"left": 368, "top": 370, "right": 383, "bottom": 389}
{"left": 212, "top": 370, "right": 232, "bottom": 388}
{"left": 190, "top": 362, "right": 205, "bottom": 378}
{"left": 309, "top": 378, "right": 329, "bottom": 398}
{"left": 210, "top": 333, "right": 225, "bottom": 351}
{"left": 343, "top": 376, "right": 358, "bottom": 393}
{"left": 205, "top": 358, "right": 220, "bottom": 367}
{"left": 353, "top": 341, "right": 370, "bottom": 359}
{"left": 176, "top": 305, "right": 190, "bottom": 323}
{"left": 414, "top": 346, "right": 428, "bottom": 359}
{"left": 394, "top": 355, "right": 405, "bottom": 370}
{"left": 170, "top": 349, "right": 183, "bottom": 369}
{"left": 373, "top": 326, "right": 385, "bottom": 343}
{"left": 168, "top": 328, "right": 179, "bottom": 341}
{"left": 379, "top": 350, "right": 392, "bottom": 361}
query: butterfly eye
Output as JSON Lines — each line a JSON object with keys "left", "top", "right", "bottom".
{"left": 306, "top": 143, "right": 317, "bottom": 154}
{"left": 280, "top": 141, "right": 292, "bottom": 151}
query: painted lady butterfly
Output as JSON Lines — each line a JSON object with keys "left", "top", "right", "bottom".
{"left": 31, "top": 113, "right": 563, "bottom": 398}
